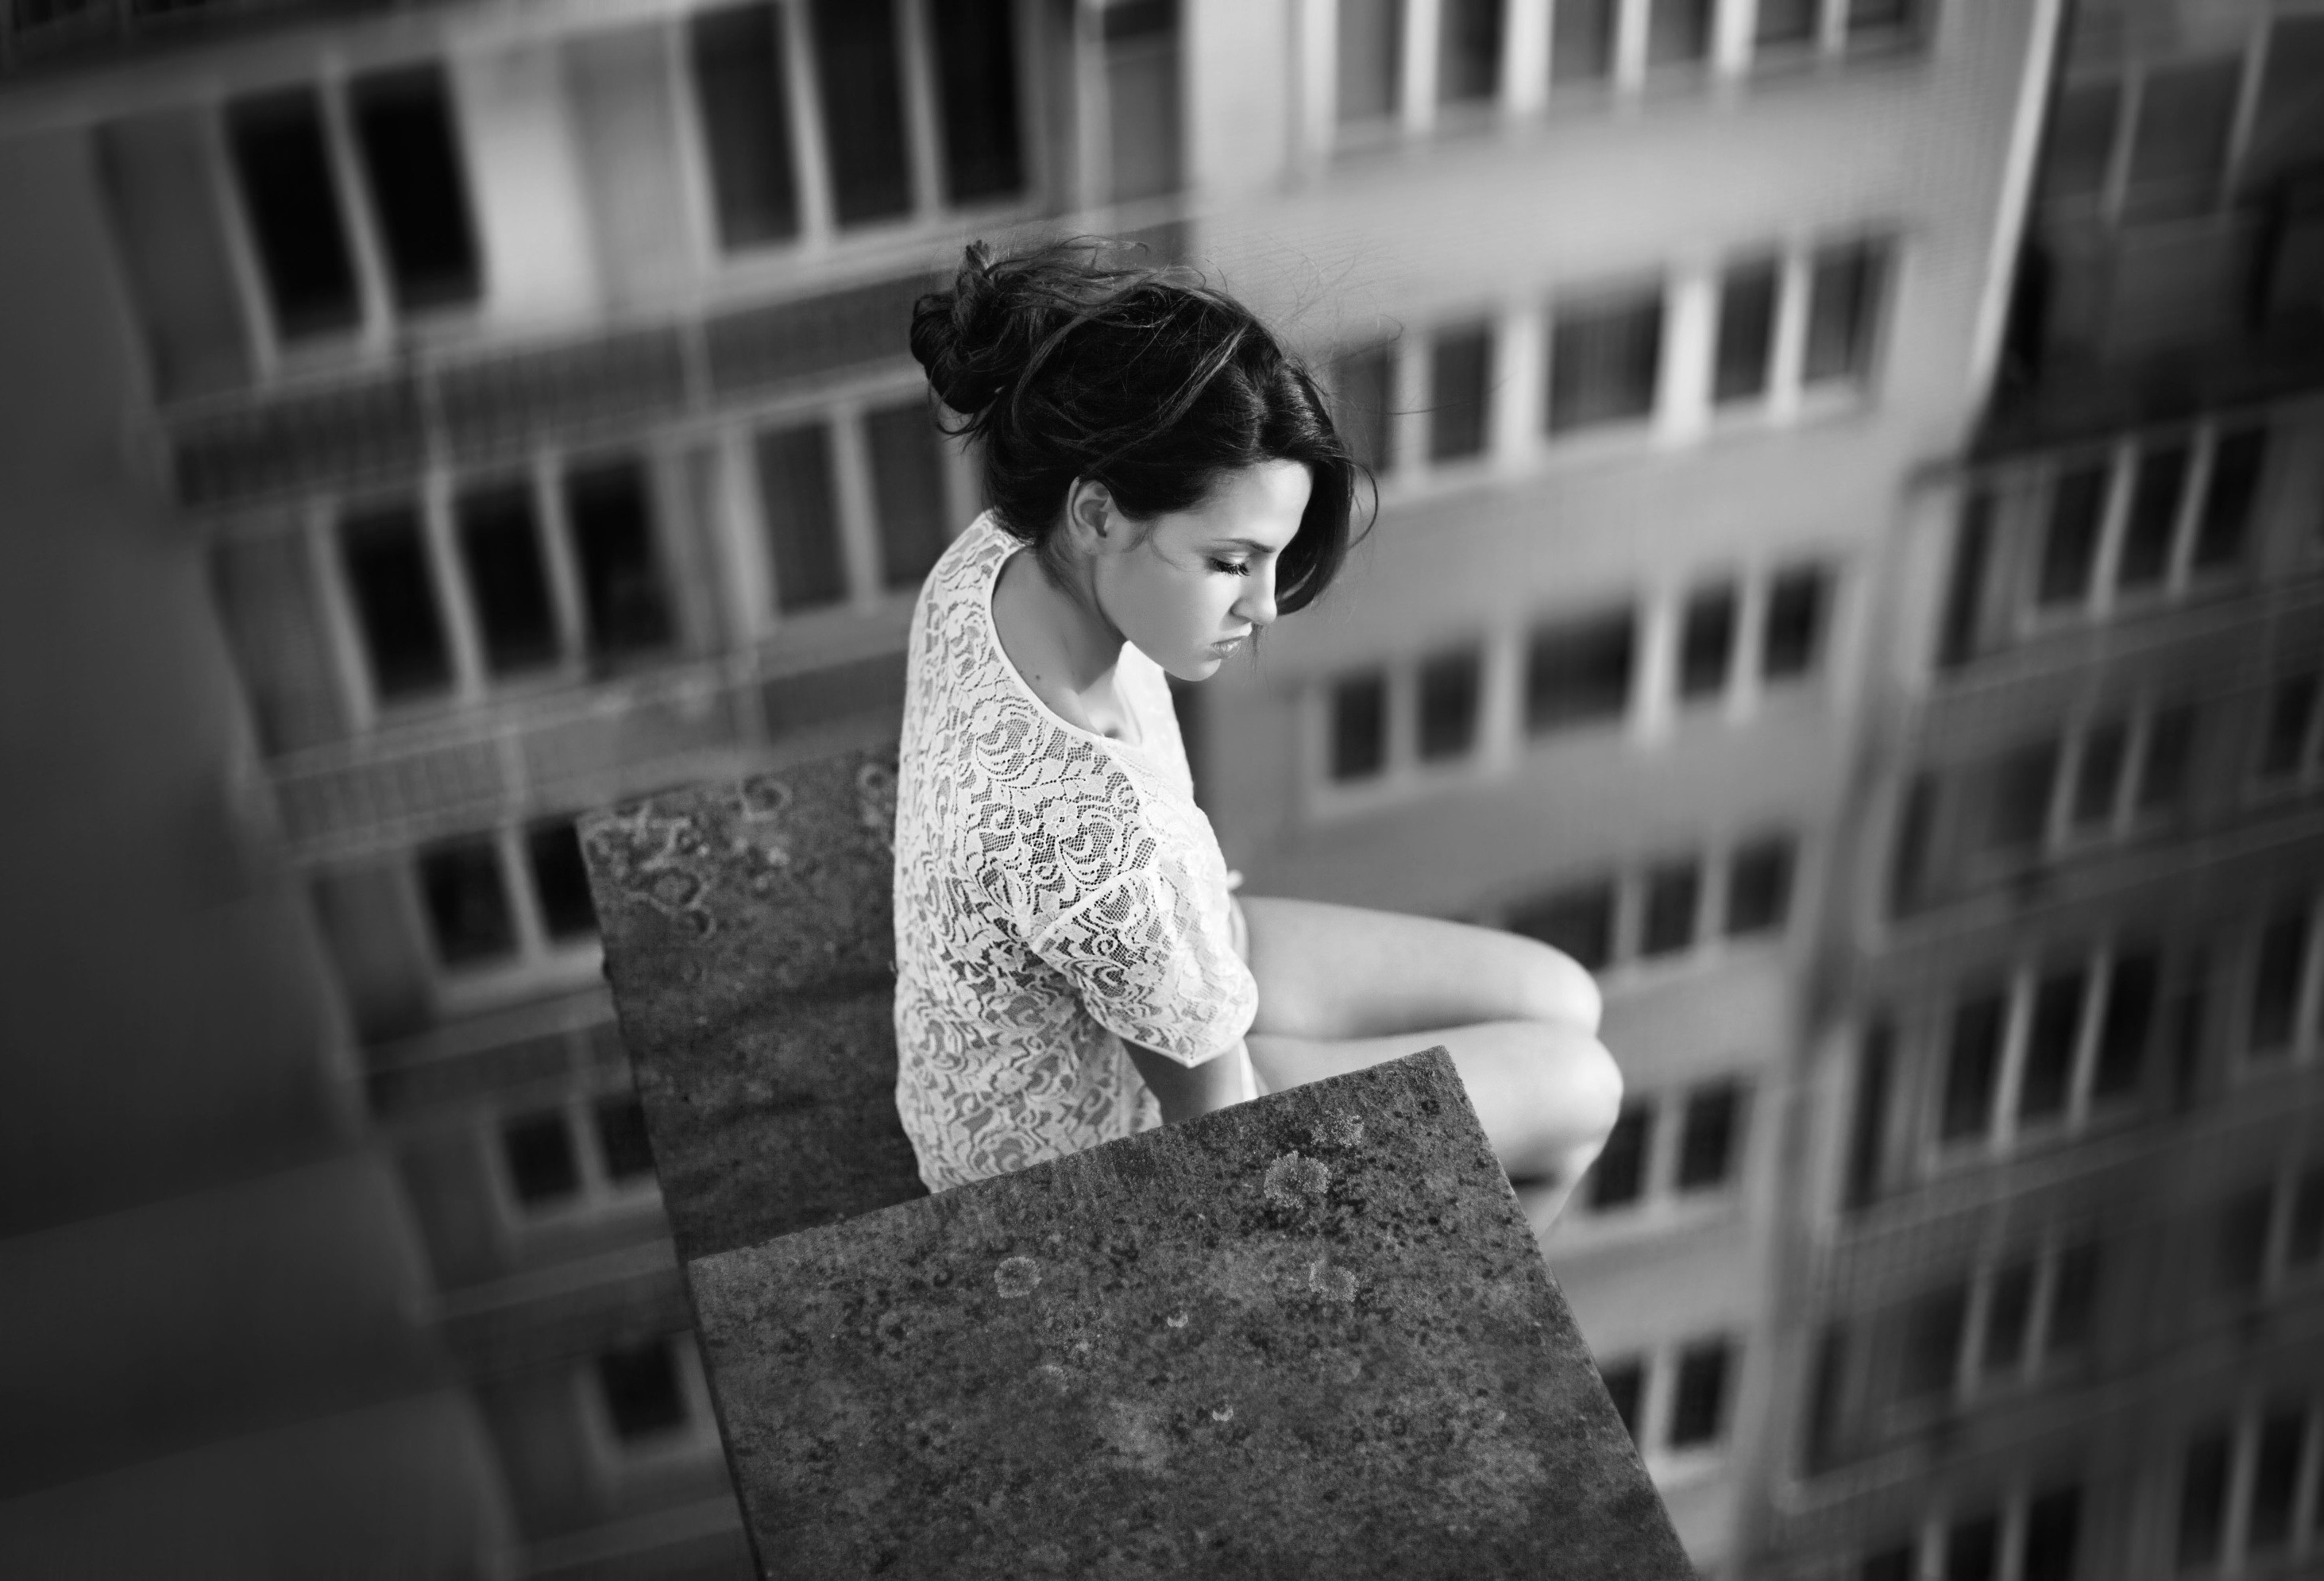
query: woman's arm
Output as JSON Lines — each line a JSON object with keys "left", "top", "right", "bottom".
{"left": 1126, "top": 1038, "right": 1254, "bottom": 1125}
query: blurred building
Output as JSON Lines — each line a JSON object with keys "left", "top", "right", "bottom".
{"left": 1185, "top": 2, "right": 2054, "bottom": 1572}
{"left": 1752, "top": 0, "right": 2324, "bottom": 1575}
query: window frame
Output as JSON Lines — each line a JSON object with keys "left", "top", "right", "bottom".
{"left": 574, "top": 1330, "right": 724, "bottom": 1490}
{"left": 411, "top": 818, "right": 607, "bottom": 1014}
{"left": 490, "top": 1084, "right": 664, "bottom": 1227}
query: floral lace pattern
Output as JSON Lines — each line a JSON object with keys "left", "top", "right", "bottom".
{"left": 891, "top": 516, "right": 1258, "bottom": 1192}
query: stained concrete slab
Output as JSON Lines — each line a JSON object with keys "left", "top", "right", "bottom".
{"left": 578, "top": 748, "right": 927, "bottom": 1262}
{"left": 690, "top": 1048, "right": 1692, "bottom": 1580}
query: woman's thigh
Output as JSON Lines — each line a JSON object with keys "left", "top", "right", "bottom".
{"left": 1239, "top": 895, "right": 1600, "bottom": 1043}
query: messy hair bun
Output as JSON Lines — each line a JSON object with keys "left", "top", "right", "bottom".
{"left": 908, "top": 239, "right": 1367, "bottom": 616}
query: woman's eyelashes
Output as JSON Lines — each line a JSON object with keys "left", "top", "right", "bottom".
{"left": 1209, "top": 559, "right": 1251, "bottom": 577}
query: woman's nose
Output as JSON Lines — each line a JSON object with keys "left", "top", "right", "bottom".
{"left": 1237, "top": 567, "right": 1279, "bottom": 628}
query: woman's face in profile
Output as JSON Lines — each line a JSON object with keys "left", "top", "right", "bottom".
{"left": 1097, "top": 458, "right": 1311, "bottom": 682}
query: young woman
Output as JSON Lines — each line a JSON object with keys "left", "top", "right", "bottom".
{"left": 891, "top": 242, "right": 1620, "bottom": 1223}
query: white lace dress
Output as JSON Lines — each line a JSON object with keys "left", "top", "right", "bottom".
{"left": 891, "top": 514, "right": 1259, "bottom": 1192}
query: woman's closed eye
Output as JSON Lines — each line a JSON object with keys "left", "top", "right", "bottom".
{"left": 1210, "top": 559, "right": 1251, "bottom": 577}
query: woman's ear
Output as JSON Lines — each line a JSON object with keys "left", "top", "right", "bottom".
{"left": 1063, "top": 477, "right": 1117, "bottom": 555}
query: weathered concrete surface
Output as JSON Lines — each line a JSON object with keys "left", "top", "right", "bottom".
{"left": 578, "top": 748, "right": 926, "bottom": 1262}
{"left": 692, "top": 1048, "right": 1692, "bottom": 1580}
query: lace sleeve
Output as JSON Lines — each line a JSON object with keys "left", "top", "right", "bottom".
{"left": 1026, "top": 858, "right": 1259, "bottom": 1068}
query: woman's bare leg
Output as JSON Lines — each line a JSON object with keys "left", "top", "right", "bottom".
{"left": 1237, "top": 897, "right": 1620, "bottom": 1223}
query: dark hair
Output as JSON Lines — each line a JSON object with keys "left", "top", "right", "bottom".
{"left": 909, "top": 239, "right": 1369, "bottom": 614}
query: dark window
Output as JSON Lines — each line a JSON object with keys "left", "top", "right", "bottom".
{"left": 2069, "top": 718, "right": 2128, "bottom": 829}
{"left": 2260, "top": 674, "right": 2320, "bottom": 779}
{"left": 348, "top": 64, "right": 481, "bottom": 315}
{"left": 809, "top": 0, "right": 911, "bottom": 225}
{"left": 2036, "top": 463, "right": 2107, "bottom": 607}
{"left": 1329, "top": 671, "right": 1388, "bottom": 782}
{"left": 2021, "top": 1487, "right": 2080, "bottom": 1581}
{"left": 1944, "top": 1513, "right": 1999, "bottom": 1581}
{"left": 1667, "top": 1338, "right": 1729, "bottom": 1447}
{"left": 1843, "top": 1020, "right": 1894, "bottom": 1212}
{"left": 1639, "top": 860, "right": 1701, "bottom": 958}
{"left": 1511, "top": 879, "right": 1615, "bottom": 972}
{"left": 2192, "top": 426, "right": 2268, "bottom": 570}
{"left": 691, "top": 2, "right": 801, "bottom": 249}
{"left": 342, "top": 504, "right": 452, "bottom": 700}
{"left": 1755, "top": 0, "right": 1816, "bottom": 48}
{"left": 2135, "top": 705, "right": 2195, "bottom": 817}
{"left": 595, "top": 1094, "right": 656, "bottom": 1181}
{"left": 456, "top": 482, "right": 559, "bottom": 676}
{"left": 1986, "top": 739, "right": 2060, "bottom": 852}
{"left": 1417, "top": 647, "right": 1481, "bottom": 761}
{"left": 1550, "top": 0, "right": 1617, "bottom": 84}
{"left": 419, "top": 834, "right": 516, "bottom": 968}
{"left": 2176, "top": 1428, "right": 2233, "bottom": 1567}
{"left": 1598, "top": 1357, "right": 1644, "bottom": 1441}
{"left": 1336, "top": 0, "right": 1403, "bottom": 122}
{"left": 1547, "top": 288, "right": 1662, "bottom": 434}
{"left": 1762, "top": 566, "right": 1828, "bottom": 679}
{"left": 501, "top": 1110, "right": 579, "bottom": 1205}
{"left": 2249, "top": 1406, "right": 2305, "bottom": 1552}
{"left": 2045, "top": 1241, "right": 2098, "bottom": 1355}
{"left": 1938, "top": 489, "right": 1994, "bottom": 670}
{"left": 1678, "top": 583, "right": 1736, "bottom": 699}
{"left": 931, "top": 0, "right": 1023, "bottom": 203}
{"left": 566, "top": 462, "right": 674, "bottom": 658}
{"left": 1860, "top": 1546, "right": 1915, "bottom": 1581}
{"left": 1898, "top": 1281, "right": 1966, "bottom": 1400}
{"left": 1979, "top": 1258, "right": 2036, "bottom": 1375}
{"left": 2118, "top": 440, "right": 2187, "bottom": 589}
{"left": 865, "top": 401, "right": 951, "bottom": 589}
{"left": 2290, "top": 1165, "right": 2324, "bottom": 1268}
{"left": 1646, "top": 0, "right": 1712, "bottom": 68}
{"left": 1428, "top": 323, "right": 1492, "bottom": 462}
{"left": 1889, "top": 773, "right": 1935, "bottom": 917}
{"left": 2044, "top": 78, "right": 2121, "bottom": 206}
{"left": 226, "top": 87, "right": 361, "bottom": 339}
{"left": 1712, "top": 259, "right": 1778, "bottom": 404}
{"left": 597, "top": 1338, "right": 688, "bottom": 1440}
{"left": 757, "top": 422, "right": 847, "bottom": 613}
{"left": 1104, "top": 0, "right": 1181, "bottom": 202}
{"left": 1940, "top": 991, "right": 2006, "bottom": 1142}
{"left": 2091, "top": 948, "right": 2157, "bottom": 1099}
{"left": 2218, "top": 1183, "right": 2275, "bottom": 1293}
{"left": 1526, "top": 608, "right": 1635, "bottom": 732}
{"left": 2018, "top": 967, "right": 2084, "bottom": 1124}
{"left": 1438, "top": 0, "right": 1504, "bottom": 104}
{"left": 1589, "top": 1101, "right": 1651, "bottom": 1208}
{"left": 1803, "top": 239, "right": 1886, "bottom": 385}
{"left": 1675, "top": 1080, "right": 1741, "bottom": 1191}
{"left": 1332, "top": 342, "right": 1396, "bottom": 473}
{"left": 2248, "top": 908, "right": 2310, "bottom": 1057}
{"left": 2123, "top": 59, "right": 2239, "bottom": 222}
{"left": 526, "top": 819, "right": 597, "bottom": 941}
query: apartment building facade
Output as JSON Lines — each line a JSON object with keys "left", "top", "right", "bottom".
{"left": 1752, "top": 1, "right": 2324, "bottom": 1575}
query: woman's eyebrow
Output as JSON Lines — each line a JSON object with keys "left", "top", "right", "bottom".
{"left": 1212, "top": 537, "right": 1280, "bottom": 554}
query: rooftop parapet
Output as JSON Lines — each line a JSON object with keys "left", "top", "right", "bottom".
{"left": 580, "top": 748, "right": 1693, "bottom": 1578}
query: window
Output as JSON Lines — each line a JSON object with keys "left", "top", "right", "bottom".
{"left": 1979, "top": 1258, "right": 2036, "bottom": 1377}
{"left": 224, "top": 65, "right": 481, "bottom": 342}
{"left": 1548, "top": 286, "right": 1662, "bottom": 435}
{"left": 2246, "top": 905, "right": 2313, "bottom": 1059}
{"left": 2178, "top": 1428, "right": 2233, "bottom": 1567}
{"left": 566, "top": 462, "right": 674, "bottom": 659}
{"left": 2118, "top": 440, "right": 2187, "bottom": 590}
{"left": 759, "top": 421, "right": 847, "bottom": 613}
{"left": 1589, "top": 1100, "right": 1651, "bottom": 1208}
{"left": 2018, "top": 966, "right": 2085, "bottom": 1124}
{"left": 2133, "top": 705, "right": 2195, "bottom": 819}
{"left": 1330, "top": 671, "right": 1389, "bottom": 782}
{"left": 1551, "top": 0, "right": 1617, "bottom": 85}
{"left": 1721, "top": 837, "right": 1793, "bottom": 937}
{"left": 1944, "top": 1513, "right": 1998, "bottom": 1581}
{"left": 1938, "top": 490, "right": 1994, "bottom": 671}
{"left": 1510, "top": 879, "right": 1615, "bottom": 972}
{"left": 1678, "top": 583, "right": 1737, "bottom": 700}
{"left": 1428, "top": 323, "right": 1492, "bottom": 462}
{"left": 1803, "top": 239, "right": 1887, "bottom": 387}
{"left": 526, "top": 819, "right": 599, "bottom": 941}
{"left": 864, "top": 400, "right": 952, "bottom": 589}
{"left": 2067, "top": 717, "right": 2129, "bottom": 830}
{"left": 1864, "top": 1488, "right": 2079, "bottom": 1581}
{"left": 1666, "top": 1339, "right": 1729, "bottom": 1447}
{"left": 1929, "top": 945, "right": 2158, "bottom": 1157}
{"left": 2191, "top": 424, "right": 2268, "bottom": 571}
{"left": 1939, "top": 990, "right": 2006, "bottom": 1142}
{"left": 2258, "top": 672, "right": 2322, "bottom": 783}
{"left": 1417, "top": 647, "right": 1481, "bottom": 761}
{"left": 689, "top": 0, "right": 1025, "bottom": 250}
{"left": 1646, "top": 0, "right": 1713, "bottom": 71}
{"left": 2025, "top": 1490, "right": 2083, "bottom": 1581}
{"left": 1526, "top": 608, "right": 1635, "bottom": 733}
{"left": 2091, "top": 947, "right": 2157, "bottom": 1099}
{"left": 1438, "top": 0, "right": 1504, "bottom": 106}
{"left": 1898, "top": 1281, "right": 1967, "bottom": 1400}
{"left": 1859, "top": 1547, "right": 1914, "bottom": 1581}
{"left": 596, "top": 1095, "right": 656, "bottom": 1181}
{"left": 416, "top": 822, "right": 604, "bottom": 979}
{"left": 1675, "top": 1081, "right": 1742, "bottom": 1191}
{"left": 2122, "top": 58, "right": 2241, "bottom": 223}
{"left": 456, "top": 483, "right": 559, "bottom": 678}
{"left": 596, "top": 1337, "right": 689, "bottom": 1441}
{"left": 2044, "top": 77, "right": 2121, "bottom": 207}
{"left": 342, "top": 504, "right": 452, "bottom": 701}
{"left": 1337, "top": 0, "right": 1403, "bottom": 125}
{"left": 1712, "top": 258, "right": 1779, "bottom": 404}
{"left": 1331, "top": 342, "right": 1396, "bottom": 473}
{"left": 503, "top": 1110, "right": 581, "bottom": 1205}
{"left": 1762, "top": 566, "right": 1828, "bottom": 680}
{"left": 1598, "top": 1355, "right": 1644, "bottom": 1440}
{"left": 1639, "top": 859, "right": 1701, "bottom": 958}
{"left": 419, "top": 834, "right": 517, "bottom": 968}
{"left": 1755, "top": 0, "right": 1817, "bottom": 51}
{"left": 1984, "top": 738, "right": 2060, "bottom": 853}
{"left": 1846, "top": 0, "right": 1924, "bottom": 48}
{"left": 2034, "top": 463, "right": 2107, "bottom": 609}
{"left": 500, "top": 1088, "right": 658, "bottom": 1217}
{"left": 2249, "top": 1406, "right": 2306, "bottom": 1553}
